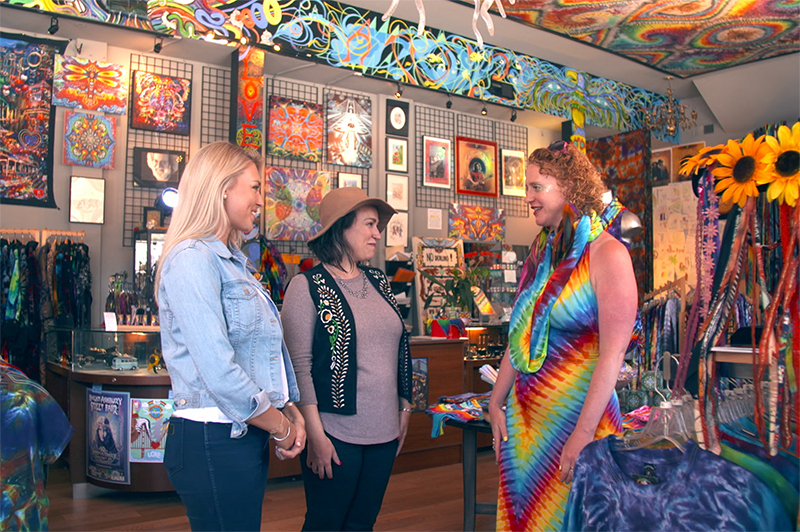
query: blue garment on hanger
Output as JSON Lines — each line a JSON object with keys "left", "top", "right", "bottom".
{"left": 719, "top": 422, "right": 800, "bottom": 491}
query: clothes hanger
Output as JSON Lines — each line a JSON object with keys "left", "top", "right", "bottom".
{"left": 617, "top": 399, "right": 691, "bottom": 452}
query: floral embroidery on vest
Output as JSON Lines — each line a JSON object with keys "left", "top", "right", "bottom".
{"left": 311, "top": 273, "right": 352, "bottom": 409}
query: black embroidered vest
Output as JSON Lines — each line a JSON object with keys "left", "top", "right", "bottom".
{"left": 303, "top": 264, "right": 412, "bottom": 415}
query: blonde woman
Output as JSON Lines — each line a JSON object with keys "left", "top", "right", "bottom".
{"left": 157, "top": 141, "right": 306, "bottom": 531}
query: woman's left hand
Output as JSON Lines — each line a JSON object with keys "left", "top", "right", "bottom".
{"left": 275, "top": 405, "right": 307, "bottom": 460}
{"left": 559, "top": 428, "right": 592, "bottom": 484}
{"left": 396, "top": 409, "right": 411, "bottom": 456}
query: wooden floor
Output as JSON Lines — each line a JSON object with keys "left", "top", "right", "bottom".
{"left": 48, "top": 451, "right": 500, "bottom": 531}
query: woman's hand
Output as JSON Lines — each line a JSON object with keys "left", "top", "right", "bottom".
{"left": 305, "top": 433, "right": 340, "bottom": 479}
{"left": 487, "top": 399, "right": 508, "bottom": 463}
{"left": 396, "top": 408, "right": 411, "bottom": 456}
{"left": 274, "top": 415, "right": 306, "bottom": 460}
{"left": 559, "top": 428, "right": 592, "bottom": 484}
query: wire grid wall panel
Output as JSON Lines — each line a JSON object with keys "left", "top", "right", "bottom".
{"left": 201, "top": 66, "right": 231, "bottom": 146}
{"left": 123, "top": 54, "right": 193, "bottom": 247}
{"left": 415, "top": 105, "right": 456, "bottom": 209}
{"left": 494, "top": 121, "right": 529, "bottom": 217}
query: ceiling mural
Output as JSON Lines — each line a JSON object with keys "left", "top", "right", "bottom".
{"left": 457, "top": 0, "right": 800, "bottom": 79}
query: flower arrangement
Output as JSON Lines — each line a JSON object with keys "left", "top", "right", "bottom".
{"left": 679, "top": 122, "right": 800, "bottom": 207}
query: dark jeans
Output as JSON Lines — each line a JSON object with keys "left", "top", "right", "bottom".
{"left": 300, "top": 433, "right": 399, "bottom": 531}
{"left": 164, "top": 417, "right": 271, "bottom": 531}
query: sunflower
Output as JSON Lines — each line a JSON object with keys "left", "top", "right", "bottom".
{"left": 679, "top": 145, "right": 722, "bottom": 176}
{"left": 763, "top": 122, "right": 800, "bottom": 207}
{"left": 712, "top": 134, "right": 772, "bottom": 207}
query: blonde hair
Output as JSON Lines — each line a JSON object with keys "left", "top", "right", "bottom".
{"left": 155, "top": 141, "right": 263, "bottom": 299}
{"left": 528, "top": 142, "right": 605, "bottom": 216}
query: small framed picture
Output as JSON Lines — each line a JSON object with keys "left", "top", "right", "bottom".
{"left": 455, "top": 136, "right": 498, "bottom": 197}
{"left": 132, "top": 147, "right": 186, "bottom": 188}
{"left": 386, "top": 211, "right": 408, "bottom": 247}
{"left": 142, "top": 207, "right": 163, "bottom": 229}
{"left": 386, "top": 174, "right": 409, "bottom": 211}
{"left": 386, "top": 137, "right": 408, "bottom": 173}
{"left": 501, "top": 149, "right": 526, "bottom": 197}
{"left": 650, "top": 148, "right": 671, "bottom": 187}
{"left": 338, "top": 172, "right": 362, "bottom": 189}
{"left": 423, "top": 136, "right": 451, "bottom": 189}
{"left": 69, "top": 176, "right": 105, "bottom": 224}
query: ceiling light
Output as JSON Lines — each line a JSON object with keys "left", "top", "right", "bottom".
{"left": 394, "top": 82, "right": 403, "bottom": 98}
{"left": 273, "top": 44, "right": 281, "bottom": 52}
{"left": 639, "top": 76, "right": 697, "bottom": 137}
{"left": 48, "top": 16, "right": 59, "bottom": 35}
{"left": 481, "top": 105, "right": 487, "bottom": 116}
{"left": 153, "top": 36, "right": 163, "bottom": 54}
{"left": 510, "top": 108, "right": 517, "bottom": 122}
{"left": 446, "top": 95, "right": 452, "bottom": 109}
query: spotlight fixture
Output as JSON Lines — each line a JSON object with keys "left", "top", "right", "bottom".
{"left": 394, "top": 82, "right": 403, "bottom": 98}
{"left": 47, "top": 16, "right": 59, "bottom": 35}
{"left": 510, "top": 108, "right": 518, "bottom": 122}
{"left": 273, "top": 44, "right": 281, "bottom": 52}
{"left": 446, "top": 95, "right": 452, "bottom": 109}
{"left": 153, "top": 36, "right": 163, "bottom": 54}
{"left": 155, "top": 187, "right": 179, "bottom": 214}
{"left": 481, "top": 105, "right": 487, "bottom": 116}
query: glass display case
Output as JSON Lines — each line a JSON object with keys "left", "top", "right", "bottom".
{"left": 46, "top": 327, "right": 163, "bottom": 373}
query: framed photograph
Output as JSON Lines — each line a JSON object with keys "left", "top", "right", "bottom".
{"left": 338, "top": 172, "right": 362, "bottom": 189}
{"left": 650, "top": 148, "right": 672, "bottom": 187}
{"left": 423, "top": 136, "right": 451, "bottom": 189}
{"left": 130, "top": 70, "right": 192, "bottom": 135}
{"left": 69, "top": 176, "right": 105, "bottom": 224}
{"left": 386, "top": 137, "right": 408, "bottom": 173}
{"left": 455, "top": 136, "right": 498, "bottom": 197}
{"left": 671, "top": 142, "right": 705, "bottom": 183}
{"left": 386, "top": 174, "right": 409, "bottom": 211}
{"left": 501, "top": 149, "right": 526, "bottom": 197}
{"left": 142, "top": 207, "right": 163, "bottom": 229}
{"left": 132, "top": 147, "right": 186, "bottom": 188}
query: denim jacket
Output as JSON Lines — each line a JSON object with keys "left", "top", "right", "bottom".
{"left": 158, "top": 237, "right": 299, "bottom": 438}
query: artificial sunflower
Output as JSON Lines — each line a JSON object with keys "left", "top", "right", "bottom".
{"left": 712, "top": 133, "right": 772, "bottom": 207}
{"left": 679, "top": 145, "right": 722, "bottom": 176}
{"left": 763, "top": 122, "right": 800, "bottom": 207}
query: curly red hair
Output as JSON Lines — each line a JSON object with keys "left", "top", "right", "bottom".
{"left": 527, "top": 141, "right": 605, "bottom": 216}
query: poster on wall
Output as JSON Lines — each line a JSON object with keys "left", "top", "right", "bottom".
{"left": 455, "top": 136, "right": 498, "bottom": 197}
{"left": 130, "top": 70, "right": 191, "bottom": 135}
{"left": 63, "top": 111, "right": 116, "bottom": 169}
{"left": 448, "top": 204, "right": 505, "bottom": 243}
{"left": 267, "top": 95, "right": 323, "bottom": 161}
{"left": 52, "top": 55, "right": 128, "bottom": 114}
{"left": 87, "top": 389, "right": 131, "bottom": 485}
{"left": 501, "top": 149, "right": 525, "bottom": 197}
{"left": 412, "top": 236, "right": 465, "bottom": 327}
{"left": 411, "top": 358, "right": 428, "bottom": 412}
{"left": 326, "top": 93, "right": 372, "bottom": 168}
{"left": 650, "top": 148, "right": 672, "bottom": 187}
{"left": 130, "top": 398, "right": 175, "bottom": 463}
{"left": 423, "top": 136, "right": 451, "bottom": 189}
{"left": 651, "top": 181, "right": 697, "bottom": 289}
{"left": 0, "top": 32, "right": 66, "bottom": 208}
{"left": 69, "top": 176, "right": 105, "bottom": 224}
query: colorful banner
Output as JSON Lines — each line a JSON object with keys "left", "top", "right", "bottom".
{"left": 231, "top": 46, "right": 264, "bottom": 149}
{"left": 87, "top": 389, "right": 130, "bottom": 485}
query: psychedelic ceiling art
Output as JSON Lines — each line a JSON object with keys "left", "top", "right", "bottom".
{"left": 63, "top": 111, "right": 116, "bottom": 169}
{"left": 130, "top": 71, "right": 191, "bottom": 135}
{"left": 449, "top": 204, "right": 506, "bottom": 243}
{"left": 263, "top": 167, "right": 331, "bottom": 241}
{"left": 0, "top": 32, "right": 65, "bottom": 208}
{"left": 268, "top": 96, "right": 323, "bottom": 163}
{"left": 326, "top": 93, "right": 372, "bottom": 168}
{"left": 53, "top": 55, "right": 128, "bottom": 114}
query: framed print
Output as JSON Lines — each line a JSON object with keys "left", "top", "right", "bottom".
{"left": 69, "top": 176, "right": 105, "bottom": 224}
{"left": 132, "top": 147, "right": 186, "bottom": 188}
{"left": 455, "top": 136, "right": 498, "bottom": 197}
{"left": 650, "top": 148, "right": 671, "bottom": 187}
{"left": 268, "top": 95, "right": 323, "bottom": 161}
{"left": 142, "top": 207, "right": 162, "bottom": 229}
{"left": 338, "top": 172, "right": 362, "bottom": 189}
{"left": 671, "top": 142, "right": 705, "bottom": 183}
{"left": 386, "top": 99, "right": 409, "bottom": 137}
{"left": 423, "top": 136, "right": 451, "bottom": 189}
{"left": 386, "top": 211, "right": 408, "bottom": 247}
{"left": 501, "top": 149, "right": 526, "bottom": 197}
{"left": 63, "top": 111, "right": 116, "bottom": 169}
{"left": 130, "top": 70, "right": 192, "bottom": 135}
{"left": 386, "top": 174, "right": 409, "bottom": 211}
{"left": 386, "top": 137, "right": 408, "bottom": 173}
{"left": 326, "top": 93, "right": 372, "bottom": 168}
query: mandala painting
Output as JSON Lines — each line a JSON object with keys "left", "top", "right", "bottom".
{"left": 130, "top": 71, "right": 191, "bottom": 135}
{"left": 267, "top": 95, "right": 323, "bottom": 162}
{"left": 326, "top": 94, "right": 372, "bottom": 168}
{"left": 263, "top": 167, "right": 331, "bottom": 241}
{"left": 52, "top": 55, "right": 128, "bottom": 114}
{"left": 448, "top": 203, "right": 505, "bottom": 243}
{"left": 63, "top": 111, "right": 116, "bottom": 169}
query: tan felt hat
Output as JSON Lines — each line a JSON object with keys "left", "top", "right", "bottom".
{"left": 308, "top": 187, "right": 397, "bottom": 242}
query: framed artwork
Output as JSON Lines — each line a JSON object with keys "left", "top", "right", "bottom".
{"left": 671, "top": 142, "right": 705, "bottom": 182}
{"left": 455, "top": 136, "right": 498, "bottom": 197}
{"left": 267, "top": 95, "right": 323, "bottom": 161}
{"left": 448, "top": 203, "right": 505, "bottom": 242}
{"left": 650, "top": 148, "right": 672, "bottom": 187}
{"left": 53, "top": 55, "right": 128, "bottom": 114}
{"left": 263, "top": 166, "right": 331, "bottom": 241}
{"left": 386, "top": 212, "right": 408, "bottom": 247}
{"left": 132, "top": 147, "right": 186, "bottom": 188}
{"left": 63, "top": 111, "right": 116, "bottom": 169}
{"left": 385, "top": 99, "right": 409, "bottom": 137}
{"left": 142, "top": 207, "right": 163, "bottom": 229}
{"left": 423, "top": 136, "right": 451, "bottom": 189}
{"left": 69, "top": 176, "right": 105, "bottom": 224}
{"left": 386, "top": 137, "right": 408, "bottom": 173}
{"left": 338, "top": 172, "right": 362, "bottom": 188}
{"left": 386, "top": 174, "right": 409, "bottom": 211}
{"left": 326, "top": 93, "right": 372, "bottom": 168}
{"left": 501, "top": 149, "right": 526, "bottom": 197}
{"left": 130, "top": 70, "right": 192, "bottom": 135}
{"left": 231, "top": 47, "right": 265, "bottom": 149}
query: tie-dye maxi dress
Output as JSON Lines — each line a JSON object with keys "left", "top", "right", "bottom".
{"left": 496, "top": 245, "right": 623, "bottom": 531}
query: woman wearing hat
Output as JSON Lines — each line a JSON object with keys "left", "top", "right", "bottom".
{"left": 281, "top": 187, "right": 413, "bottom": 531}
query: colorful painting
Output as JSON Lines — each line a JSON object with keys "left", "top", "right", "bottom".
{"left": 53, "top": 55, "right": 128, "bottom": 114}
{"left": 386, "top": 137, "right": 408, "bottom": 173}
{"left": 448, "top": 204, "right": 505, "bottom": 242}
{"left": 263, "top": 167, "right": 331, "bottom": 241}
{"left": 326, "top": 94, "right": 372, "bottom": 168}
{"left": 63, "top": 111, "right": 116, "bottom": 169}
{"left": 651, "top": 148, "right": 672, "bottom": 187}
{"left": 0, "top": 32, "right": 65, "bottom": 208}
{"left": 232, "top": 47, "right": 264, "bottom": 149}
{"left": 130, "top": 398, "right": 175, "bottom": 463}
{"left": 423, "top": 136, "right": 452, "bottom": 189}
{"left": 130, "top": 71, "right": 191, "bottom": 135}
{"left": 501, "top": 149, "right": 526, "bottom": 197}
{"left": 268, "top": 95, "right": 323, "bottom": 162}
{"left": 456, "top": 137, "right": 498, "bottom": 197}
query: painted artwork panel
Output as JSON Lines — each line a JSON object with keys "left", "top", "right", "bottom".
{"left": 63, "top": 111, "right": 116, "bottom": 169}
{"left": 0, "top": 33, "right": 65, "bottom": 208}
{"left": 423, "top": 136, "right": 451, "bottom": 189}
{"left": 326, "top": 94, "right": 372, "bottom": 168}
{"left": 130, "top": 398, "right": 175, "bottom": 463}
{"left": 53, "top": 55, "right": 128, "bottom": 114}
{"left": 386, "top": 211, "right": 408, "bottom": 247}
{"left": 264, "top": 167, "right": 331, "bottom": 241}
{"left": 268, "top": 95, "right": 323, "bottom": 162}
{"left": 448, "top": 203, "right": 505, "bottom": 243}
{"left": 455, "top": 137, "right": 498, "bottom": 197}
{"left": 130, "top": 70, "right": 191, "bottom": 135}
{"left": 232, "top": 46, "right": 264, "bottom": 149}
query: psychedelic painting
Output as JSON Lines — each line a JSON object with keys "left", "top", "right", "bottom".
{"left": 231, "top": 47, "right": 264, "bottom": 149}
{"left": 130, "top": 71, "right": 191, "bottom": 135}
{"left": 53, "top": 55, "right": 128, "bottom": 114}
{"left": 448, "top": 204, "right": 505, "bottom": 243}
{"left": 455, "top": 137, "right": 498, "bottom": 198}
{"left": 130, "top": 398, "right": 174, "bottom": 463}
{"left": 0, "top": 33, "right": 65, "bottom": 208}
{"left": 326, "top": 94, "right": 372, "bottom": 168}
{"left": 267, "top": 95, "right": 323, "bottom": 162}
{"left": 63, "top": 111, "right": 116, "bottom": 169}
{"left": 263, "top": 167, "right": 331, "bottom": 241}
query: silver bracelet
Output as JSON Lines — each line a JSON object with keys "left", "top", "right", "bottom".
{"left": 400, "top": 407, "right": 412, "bottom": 413}
{"left": 272, "top": 422, "right": 292, "bottom": 442}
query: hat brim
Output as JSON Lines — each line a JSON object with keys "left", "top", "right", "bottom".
{"left": 308, "top": 198, "right": 397, "bottom": 242}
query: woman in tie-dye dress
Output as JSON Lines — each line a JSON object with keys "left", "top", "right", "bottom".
{"left": 487, "top": 140, "right": 639, "bottom": 531}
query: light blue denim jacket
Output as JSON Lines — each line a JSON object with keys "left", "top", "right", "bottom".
{"left": 158, "top": 237, "right": 299, "bottom": 438}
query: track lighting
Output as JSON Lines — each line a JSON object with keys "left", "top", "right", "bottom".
{"left": 446, "top": 95, "right": 452, "bottom": 109}
{"left": 394, "top": 82, "right": 403, "bottom": 98}
{"left": 481, "top": 105, "right": 487, "bottom": 116}
{"left": 153, "top": 36, "right": 163, "bottom": 54}
{"left": 48, "top": 16, "right": 59, "bottom": 35}
{"left": 510, "top": 108, "right": 517, "bottom": 122}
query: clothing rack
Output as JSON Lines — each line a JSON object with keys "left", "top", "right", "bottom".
{"left": 41, "top": 229, "right": 85, "bottom": 242}
{"left": 643, "top": 274, "right": 689, "bottom": 382}
{"left": 0, "top": 228, "right": 40, "bottom": 241}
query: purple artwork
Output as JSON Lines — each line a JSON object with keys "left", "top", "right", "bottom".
{"left": 63, "top": 111, "right": 116, "bottom": 169}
